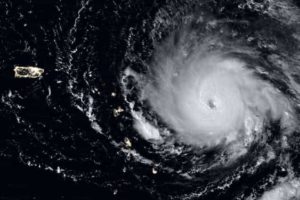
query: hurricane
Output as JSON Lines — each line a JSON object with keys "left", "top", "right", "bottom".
{"left": 139, "top": 30, "right": 294, "bottom": 148}
{"left": 121, "top": 0, "right": 300, "bottom": 199}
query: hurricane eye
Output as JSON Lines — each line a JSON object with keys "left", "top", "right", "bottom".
{"left": 207, "top": 99, "right": 217, "bottom": 109}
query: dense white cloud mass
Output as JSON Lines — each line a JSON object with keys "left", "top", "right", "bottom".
{"left": 259, "top": 179, "right": 300, "bottom": 200}
{"left": 141, "top": 36, "right": 292, "bottom": 147}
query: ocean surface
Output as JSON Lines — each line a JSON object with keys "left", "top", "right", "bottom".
{"left": 0, "top": 0, "right": 300, "bottom": 200}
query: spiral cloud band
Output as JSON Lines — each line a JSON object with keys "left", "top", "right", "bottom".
{"left": 142, "top": 37, "right": 292, "bottom": 147}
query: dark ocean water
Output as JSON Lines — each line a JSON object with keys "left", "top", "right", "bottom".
{"left": 0, "top": 0, "right": 300, "bottom": 200}
{"left": 0, "top": 1, "right": 168, "bottom": 199}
